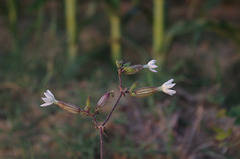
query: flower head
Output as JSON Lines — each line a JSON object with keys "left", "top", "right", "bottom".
{"left": 158, "top": 79, "right": 176, "bottom": 96}
{"left": 41, "top": 90, "right": 58, "bottom": 107}
{"left": 143, "top": 60, "right": 158, "bottom": 72}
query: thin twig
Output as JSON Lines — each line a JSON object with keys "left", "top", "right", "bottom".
{"left": 118, "top": 67, "right": 123, "bottom": 92}
{"left": 102, "top": 67, "right": 124, "bottom": 126}
{"left": 92, "top": 115, "right": 100, "bottom": 126}
{"left": 102, "top": 93, "right": 123, "bottom": 126}
{"left": 98, "top": 67, "right": 124, "bottom": 159}
{"left": 99, "top": 128, "right": 104, "bottom": 159}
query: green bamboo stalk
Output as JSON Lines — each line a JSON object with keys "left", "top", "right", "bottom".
{"left": 6, "top": 0, "right": 18, "bottom": 55}
{"left": 109, "top": 13, "right": 121, "bottom": 62}
{"left": 65, "top": 0, "right": 77, "bottom": 62}
{"left": 147, "top": 0, "right": 165, "bottom": 108}
{"left": 153, "top": 0, "right": 165, "bottom": 61}
{"left": 35, "top": 7, "right": 44, "bottom": 37}
{"left": 7, "top": 0, "right": 17, "bottom": 26}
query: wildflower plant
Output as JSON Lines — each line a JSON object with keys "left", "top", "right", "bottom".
{"left": 40, "top": 60, "right": 176, "bottom": 159}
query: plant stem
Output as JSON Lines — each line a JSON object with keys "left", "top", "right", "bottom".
{"left": 109, "top": 13, "right": 121, "bottom": 62}
{"left": 97, "top": 67, "right": 124, "bottom": 159}
{"left": 92, "top": 114, "right": 100, "bottom": 126}
{"left": 118, "top": 68, "right": 123, "bottom": 91}
{"left": 153, "top": 0, "right": 165, "bottom": 60}
{"left": 99, "top": 128, "right": 104, "bottom": 159}
{"left": 7, "top": 0, "right": 19, "bottom": 55}
{"left": 64, "top": 0, "right": 77, "bottom": 62}
{"left": 102, "top": 67, "right": 123, "bottom": 126}
{"left": 102, "top": 93, "right": 123, "bottom": 126}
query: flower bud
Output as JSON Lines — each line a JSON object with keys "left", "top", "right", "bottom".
{"left": 123, "top": 65, "right": 144, "bottom": 75}
{"left": 97, "top": 91, "right": 112, "bottom": 108}
{"left": 84, "top": 96, "right": 91, "bottom": 111}
{"left": 133, "top": 87, "right": 158, "bottom": 98}
{"left": 56, "top": 101, "right": 81, "bottom": 114}
{"left": 129, "top": 81, "right": 139, "bottom": 93}
{"left": 116, "top": 60, "right": 123, "bottom": 68}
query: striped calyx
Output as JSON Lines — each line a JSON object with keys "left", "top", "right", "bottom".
{"left": 97, "top": 92, "right": 110, "bottom": 108}
{"left": 56, "top": 101, "right": 81, "bottom": 114}
{"left": 123, "top": 65, "right": 144, "bottom": 75}
{"left": 133, "top": 87, "right": 158, "bottom": 98}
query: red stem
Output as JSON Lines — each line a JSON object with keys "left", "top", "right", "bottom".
{"left": 99, "top": 128, "right": 103, "bottom": 159}
{"left": 102, "top": 92, "right": 123, "bottom": 126}
{"left": 97, "top": 67, "right": 124, "bottom": 159}
{"left": 92, "top": 114, "right": 99, "bottom": 126}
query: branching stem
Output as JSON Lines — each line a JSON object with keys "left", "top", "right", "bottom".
{"left": 96, "top": 67, "right": 125, "bottom": 159}
{"left": 92, "top": 114, "right": 99, "bottom": 126}
{"left": 102, "top": 92, "right": 123, "bottom": 126}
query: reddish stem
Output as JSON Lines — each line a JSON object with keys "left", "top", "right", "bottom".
{"left": 102, "top": 92, "right": 123, "bottom": 126}
{"left": 99, "top": 128, "right": 104, "bottom": 159}
{"left": 97, "top": 67, "right": 124, "bottom": 159}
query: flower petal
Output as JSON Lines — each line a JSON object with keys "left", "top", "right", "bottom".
{"left": 148, "top": 60, "right": 156, "bottom": 65}
{"left": 150, "top": 65, "right": 158, "bottom": 68}
{"left": 46, "top": 90, "right": 55, "bottom": 99}
{"left": 41, "top": 97, "right": 53, "bottom": 103}
{"left": 149, "top": 68, "right": 157, "bottom": 72}
{"left": 44, "top": 92, "right": 52, "bottom": 99}
{"left": 164, "top": 79, "right": 174, "bottom": 85}
{"left": 165, "top": 89, "right": 176, "bottom": 96}
{"left": 164, "top": 83, "right": 176, "bottom": 89}
{"left": 40, "top": 102, "right": 53, "bottom": 107}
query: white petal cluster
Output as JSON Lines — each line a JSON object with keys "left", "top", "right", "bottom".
{"left": 41, "top": 90, "right": 58, "bottom": 107}
{"left": 158, "top": 79, "right": 176, "bottom": 96}
{"left": 143, "top": 60, "right": 158, "bottom": 72}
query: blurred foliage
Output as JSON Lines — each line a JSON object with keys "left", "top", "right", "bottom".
{"left": 1, "top": 0, "right": 240, "bottom": 158}
{"left": 228, "top": 106, "right": 240, "bottom": 125}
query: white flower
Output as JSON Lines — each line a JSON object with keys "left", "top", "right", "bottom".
{"left": 41, "top": 90, "right": 58, "bottom": 107}
{"left": 143, "top": 60, "right": 158, "bottom": 72}
{"left": 158, "top": 79, "right": 176, "bottom": 96}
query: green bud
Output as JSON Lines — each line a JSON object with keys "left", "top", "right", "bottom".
{"left": 123, "top": 65, "right": 144, "bottom": 75}
{"left": 56, "top": 101, "right": 81, "bottom": 114}
{"left": 109, "top": 90, "right": 115, "bottom": 97}
{"left": 133, "top": 87, "right": 158, "bottom": 98}
{"left": 129, "top": 81, "right": 139, "bottom": 93}
{"left": 84, "top": 96, "right": 91, "bottom": 111}
{"left": 116, "top": 60, "right": 123, "bottom": 68}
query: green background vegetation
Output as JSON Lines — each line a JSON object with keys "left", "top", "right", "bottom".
{"left": 1, "top": 0, "right": 240, "bottom": 158}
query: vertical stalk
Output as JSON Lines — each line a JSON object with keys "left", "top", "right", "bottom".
{"left": 35, "top": 7, "right": 44, "bottom": 37}
{"left": 99, "top": 129, "right": 103, "bottom": 159}
{"left": 7, "top": 0, "right": 18, "bottom": 55}
{"left": 49, "top": 0, "right": 58, "bottom": 35}
{"left": 147, "top": 0, "right": 165, "bottom": 108}
{"left": 109, "top": 13, "right": 121, "bottom": 62}
{"left": 146, "top": 71, "right": 155, "bottom": 109}
{"left": 7, "top": 0, "right": 17, "bottom": 26}
{"left": 65, "top": 0, "right": 77, "bottom": 62}
{"left": 153, "top": 0, "right": 165, "bottom": 61}
{"left": 50, "top": 10, "right": 57, "bottom": 35}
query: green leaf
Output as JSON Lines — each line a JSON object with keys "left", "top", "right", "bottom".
{"left": 228, "top": 105, "right": 240, "bottom": 117}
{"left": 214, "top": 128, "right": 232, "bottom": 141}
{"left": 123, "top": 62, "right": 131, "bottom": 67}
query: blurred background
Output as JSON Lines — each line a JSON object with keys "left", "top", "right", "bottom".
{"left": 1, "top": 0, "right": 240, "bottom": 158}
